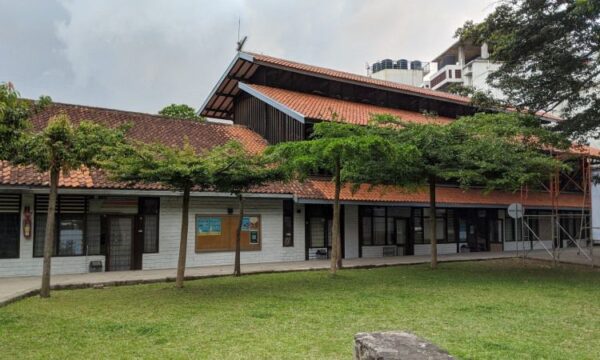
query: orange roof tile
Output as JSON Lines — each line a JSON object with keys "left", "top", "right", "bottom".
{"left": 246, "top": 52, "right": 472, "bottom": 106}
{"left": 242, "top": 84, "right": 453, "bottom": 125}
{"left": 296, "top": 179, "right": 589, "bottom": 209}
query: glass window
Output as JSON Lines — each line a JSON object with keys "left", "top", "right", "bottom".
{"left": 34, "top": 213, "right": 47, "bottom": 257}
{"left": 0, "top": 213, "right": 19, "bottom": 259}
{"left": 414, "top": 215, "right": 424, "bottom": 244}
{"left": 361, "top": 216, "right": 372, "bottom": 245}
{"left": 282, "top": 200, "right": 294, "bottom": 247}
{"left": 139, "top": 198, "right": 159, "bottom": 253}
{"left": 373, "top": 217, "right": 386, "bottom": 245}
{"left": 57, "top": 214, "right": 85, "bottom": 256}
{"left": 447, "top": 211, "right": 456, "bottom": 242}
{"left": 86, "top": 215, "right": 103, "bottom": 255}
{"left": 310, "top": 218, "right": 325, "bottom": 247}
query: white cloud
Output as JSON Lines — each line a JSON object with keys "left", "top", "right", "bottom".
{"left": 0, "top": 0, "right": 494, "bottom": 113}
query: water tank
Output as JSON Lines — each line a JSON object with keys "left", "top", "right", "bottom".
{"left": 381, "top": 59, "right": 393, "bottom": 70}
{"left": 372, "top": 61, "right": 382, "bottom": 73}
{"left": 410, "top": 60, "right": 422, "bottom": 70}
{"left": 398, "top": 59, "right": 408, "bottom": 69}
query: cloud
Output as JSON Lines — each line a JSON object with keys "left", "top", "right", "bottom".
{"left": 0, "top": 0, "right": 494, "bottom": 113}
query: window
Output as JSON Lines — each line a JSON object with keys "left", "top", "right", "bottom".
{"left": 282, "top": 200, "right": 294, "bottom": 247}
{"left": 34, "top": 195, "right": 87, "bottom": 257}
{"left": 139, "top": 197, "right": 159, "bottom": 253}
{"left": 360, "top": 206, "right": 411, "bottom": 246}
{"left": 423, "top": 209, "right": 448, "bottom": 244}
{"left": 0, "top": 194, "right": 20, "bottom": 259}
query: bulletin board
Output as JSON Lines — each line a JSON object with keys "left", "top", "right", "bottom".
{"left": 195, "top": 214, "right": 261, "bottom": 253}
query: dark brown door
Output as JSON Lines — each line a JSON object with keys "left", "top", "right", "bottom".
{"left": 106, "top": 216, "right": 134, "bottom": 271}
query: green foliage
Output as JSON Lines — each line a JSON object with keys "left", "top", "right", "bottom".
{"left": 103, "top": 138, "right": 212, "bottom": 191}
{"left": 456, "top": 0, "right": 600, "bottom": 139}
{"left": 0, "top": 83, "right": 31, "bottom": 159}
{"left": 209, "top": 141, "right": 284, "bottom": 195}
{"left": 266, "top": 119, "right": 421, "bottom": 190}
{"left": 372, "top": 112, "right": 568, "bottom": 192}
{"left": 17, "top": 113, "right": 128, "bottom": 174}
{"left": 158, "top": 104, "right": 205, "bottom": 122}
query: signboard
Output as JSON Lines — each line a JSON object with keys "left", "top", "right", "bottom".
{"left": 507, "top": 203, "right": 524, "bottom": 219}
{"left": 242, "top": 216, "right": 260, "bottom": 232}
{"left": 196, "top": 217, "right": 222, "bottom": 236}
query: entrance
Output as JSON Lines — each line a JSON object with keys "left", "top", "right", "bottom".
{"left": 106, "top": 216, "right": 138, "bottom": 271}
{"left": 465, "top": 210, "right": 489, "bottom": 252}
{"left": 394, "top": 218, "right": 409, "bottom": 255}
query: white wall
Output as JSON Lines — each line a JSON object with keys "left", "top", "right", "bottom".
{"left": 0, "top": 193, "right": 105, "bottom": 277}
{"left": 0, "top": 194, "right": 304, "bottom": 277}
{"left": 414, "top": 243, "right": 457, "bottom": 256}
{"left": 344, "top": 205, "right": 359, "bottom": 259}
{"left": 142, "top": 197, "right": 305, "bottom": 270}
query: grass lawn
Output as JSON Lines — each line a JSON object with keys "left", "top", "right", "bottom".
{"left": 0, "top": 259, "right": 599, "bottom": 359}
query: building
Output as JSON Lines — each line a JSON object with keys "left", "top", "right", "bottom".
{"left": 0, "top": 52, "right": 594, "bottom": 277}
{"left": 369, "top": 58, "right": 425, "bottom": 87}
{"left": 423, "top": 40, "right": 503, "bottom": 96}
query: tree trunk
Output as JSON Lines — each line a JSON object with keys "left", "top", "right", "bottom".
{"left": 429, "top": 176, "right": 438, "bottom": 269}
{"left": 175, "top": 185, "right": 191, "bottom": 288}
{"left": 40, "top": 166, "right": 59, "bottom": 298}
{"left": 331, "top": 158, "right": 341, "bottom": 274}
{"left": 234, "top": 194, "right": 244, "bottom": 277}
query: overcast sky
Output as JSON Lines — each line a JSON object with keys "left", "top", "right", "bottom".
{"left": 0, "top": 0, "right": 495, "bottom": 114}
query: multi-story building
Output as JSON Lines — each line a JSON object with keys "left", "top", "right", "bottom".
{"left": 369, "top": 58, "right": 425, "bottom": 87}
{"left": 0, "top": 51, "right": 594, "bottom": 277}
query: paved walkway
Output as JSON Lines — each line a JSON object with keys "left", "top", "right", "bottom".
{"left": 1, "top": 248, "right": 595, "bottom": 307}
{"left": 0, "top": 252, "right": 514, "bottom": 307}
{"left": 525, "top": 247, "right": 599, "bottom": 267}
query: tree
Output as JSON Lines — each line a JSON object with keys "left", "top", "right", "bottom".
{"left": 2, "top": 84, "right": 126, "bottom": 298}
{"left": 266, "top": 119, "right": 420, "bottom": 274}
{"left": 103, "top": 139, "right": 213, "bottom": 288}
{"left": 158, "top": 104, "right": 205, "bottom": 122}
{"left": 209, "top": 141, "right": 284, "bottom": 276}
{"left": 376, "top": 112, "right": 568, "bottom": 268}
{"left": 456, "top": 0, "right": 600, "bottom": 140}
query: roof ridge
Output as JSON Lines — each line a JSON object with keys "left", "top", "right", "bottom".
{"left": 46, "top": 101, "right": 239, "bottom": 128}
{"left": 242, "top": 51, "right": 471, "bottom": 104}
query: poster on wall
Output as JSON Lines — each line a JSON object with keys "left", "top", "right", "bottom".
{"left": 241, "top": 216, "right": 260, "bottom": 232}
{"left": 196, "top": 217, "right": 222, "bottom": 236}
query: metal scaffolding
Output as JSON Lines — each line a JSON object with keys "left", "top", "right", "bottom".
{"left": 515, "top": 152, "right": 596, "bottom": 268}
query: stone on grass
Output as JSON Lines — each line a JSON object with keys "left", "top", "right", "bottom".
{"left": 354, "top": 331, "right": 454, "bottom": 360}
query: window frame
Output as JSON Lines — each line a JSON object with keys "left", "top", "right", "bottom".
{"left": 282, "top": 199, "right": 294, "bottom": 247}
{"left": 33, "top": 195, "right": 88, "bottom": 257}
{"left": 0, "top": 194, "right": 21, "bottom": 259}
{"left": 138, "top": 197, "right": 160, "bottom": 254}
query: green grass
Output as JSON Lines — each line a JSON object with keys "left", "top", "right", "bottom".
{"left": 1, "top": 259, "right": 599, "bottom": 359}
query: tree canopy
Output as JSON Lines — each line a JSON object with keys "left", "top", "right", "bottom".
{"left": 456, "top": 0, "right": 600, "bottom": 140}
{"left": 103, "top": 138, "right": 215, "bottom": 288}
{"left": 210, "top": 141, "right": 285, "bottom": 276}
{"left": 266, "top": 119, "right": 421, "bottom": 273}
{"left": 158, "top": 103, "right": 205, "bottom": 122}
{"left": 371, "top": 112, "right": 568, "bottom": 267}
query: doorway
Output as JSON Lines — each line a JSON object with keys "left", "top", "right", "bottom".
{"left": 106, "top": 216, "right": 136, "bottom": 271}
{"left": 394, "top": 218, "right": 409, "bottom": 255}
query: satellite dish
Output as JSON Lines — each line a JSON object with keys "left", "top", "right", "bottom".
{"left": 507, "top": 203, "right": 524, "bottom": 219}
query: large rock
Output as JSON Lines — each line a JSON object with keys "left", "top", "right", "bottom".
{"left": 354, "top": 331, "right": 454, "bottom": 360}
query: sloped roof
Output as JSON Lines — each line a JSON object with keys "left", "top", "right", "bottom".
{"left": 0, "top": 102, "right": 268, "bottom": 191}
{"left": 246, "top": 52, "right": 471, "bottom": 105}
{"left": 296, "top": 180, "right": 589, "bottom": 209}
{"left": 199, "top": 51, "right": 472, "bottom": 119}
{"left": 239, "top": 83, "right": 453, "bottom": 125}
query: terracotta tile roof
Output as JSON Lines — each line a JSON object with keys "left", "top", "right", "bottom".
{"left": 295, "top": 179, "right": 589, "bottom": 209}
{"left": 243, "top": 84, "right": 453, "bottom": 125}
{"left": 0, "top": 102, "right": 268, "bottom": 190}
{"left": 246, "top": 52, "right": 472, "bottom": 105}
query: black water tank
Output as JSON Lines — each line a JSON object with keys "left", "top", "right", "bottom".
{"left": 398, "top": 59, "right": 408, "bottom": 69}
{"left": 410, "top": 60, "right": 422, "bottom": 70}
{"left": 381, "top": 59, "right": 393, "bottom": 70}
{"left": 372, "top": 62, "right": 382, "bottom": 73}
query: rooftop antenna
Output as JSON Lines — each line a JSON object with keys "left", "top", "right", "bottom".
{"left": 365, "top": 62, "right": 371, "bottom": 77}
{"left": 236, "top": 17, "right": 247, "bottom": 52}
